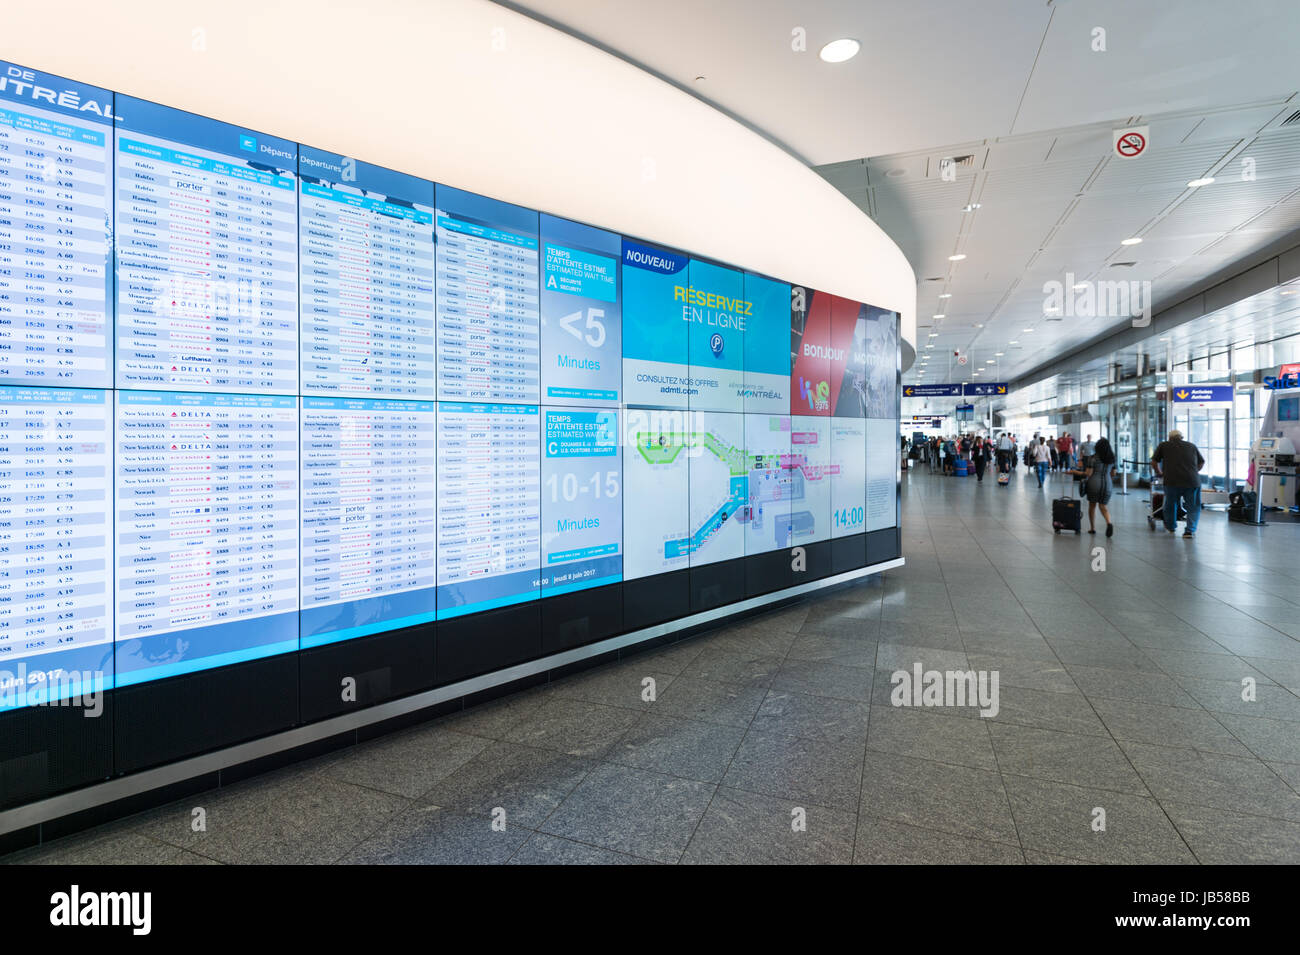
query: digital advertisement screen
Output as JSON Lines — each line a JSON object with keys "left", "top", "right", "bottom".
{"left": 435, "top": 186, "right": 540, "bottom": 404}
{"left": 743, "top": 274, "right": 793, "bottom": 414}
{"left": 743, "top": 413, "right": 793, "bottom": 554}
{"left": 831, "top": 417, "right": 867, "bottom": 537}
{"left": 622, "top": 406, "right": 690, "bottom": 580}
{"left": 686, "top": 410, "right": 747, "bottom": 566}
{"left": 113, "top": 96, "right": 300, "bottom": 395}
{"left": 299, "top": 147, "right": 435, "bottom": 399}
{"left": 540, "top": 215, "right": 621, "bottom": 407}
{"left": 0, "top": 58, "right": 900, "bottom": 713}
{"left": 621, "top": 239, "right": 689, "bottom": 409}
{"left": 865, "top": 417, "right": 898, "bottom": 533}
{"left": 686, "top": 260, "right": 746, "bottom": 414}
{"left": 789, "top": 415, "right": 832, "bottom": 545}
{"left": 791, "top": 288, "right": 877, "bottom": 417}
{"left": 0, "top": 63, "right": 113, "bottom": 390}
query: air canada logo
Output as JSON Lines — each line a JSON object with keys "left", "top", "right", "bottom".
{"left": 709, "top": 332, "right": 725, "bottom": 358}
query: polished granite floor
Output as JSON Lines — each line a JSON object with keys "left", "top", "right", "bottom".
{"left": 6, "top": 464, "right": 1300, "bottom": 864}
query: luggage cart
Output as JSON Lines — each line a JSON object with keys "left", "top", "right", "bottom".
{"left": 1146, "top": 477, "right": 1187, "bottom": 530}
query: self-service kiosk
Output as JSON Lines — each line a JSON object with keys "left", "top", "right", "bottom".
{"left": 1250, "top": 388, "right": 1300, "bottom": 510}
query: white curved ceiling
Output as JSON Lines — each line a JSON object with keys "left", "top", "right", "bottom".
{"left": 505, "top": 0, "right": 1300, "bottom": 391}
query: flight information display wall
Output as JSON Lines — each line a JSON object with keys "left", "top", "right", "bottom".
{"left": 0, "top": 60, "right": 899, "bottom": 715}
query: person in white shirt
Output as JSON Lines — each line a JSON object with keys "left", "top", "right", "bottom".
{"left": 1032, "top": 436, "right": 1052, "bottom": 487}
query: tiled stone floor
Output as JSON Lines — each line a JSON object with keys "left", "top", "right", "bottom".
{"left": 6, "top": 465, "right": 1300, "bottom": 864}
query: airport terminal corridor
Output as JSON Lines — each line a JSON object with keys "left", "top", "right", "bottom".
{"left": 7, "top": 467, "right": 1298, "bottom": 865}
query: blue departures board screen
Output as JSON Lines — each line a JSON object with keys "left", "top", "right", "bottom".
{"left": 0, "top": 59, "right": 898, "bottom": 711}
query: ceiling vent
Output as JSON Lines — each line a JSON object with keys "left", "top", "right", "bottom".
{"left": 946, "top": 154, "right": 976, "bottom": 167}
{"left": 1280, "top": 109, "right": 1300, "bottom": 127}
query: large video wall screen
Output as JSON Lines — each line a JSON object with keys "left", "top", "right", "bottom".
{"left": 0, "top": 60, "right": 899, "bottom": 712}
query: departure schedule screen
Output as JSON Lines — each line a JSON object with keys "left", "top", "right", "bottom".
{"left": 114, "top": 97, "right": 299, "bottom": 395}
{"left": 0, "top": 64, "right": 113, "bottom": 389}
{"left": 299, "top": 148, "right": 435, "bottom": 398}
{"left": 0, "top": 58, "right": 899, "bottom": 711}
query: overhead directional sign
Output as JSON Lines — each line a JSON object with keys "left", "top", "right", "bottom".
{"left": 964, "top": 382, "right": 1007, "bottom": 396}
{"left": 904, "top": 384, "right": 962, "bottom": 397}
{"left": 1172, "top": 385, "right": 1232, "bottom": 407}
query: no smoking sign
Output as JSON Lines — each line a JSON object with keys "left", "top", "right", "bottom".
{"left": 1113, "top": 125, "right": 1149, "bottom": 160}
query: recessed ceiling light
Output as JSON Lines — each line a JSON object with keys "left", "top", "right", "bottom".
{"left": 1120, "top": 237, "right": 1143, "bottom": 246}
{"left": 1008, "top": 340, "right": 1018, "bottom": 345}
{"left": 986, "top": 359, "right": 996, "bottom": 364}
{"left": 962, "top": 203, "right": 982, "bottom": 212}
{"left": 995, "top": 352, "right": 1005, "bottom": 356}
{"left": 948, "top": 254, "right": 967, "bottom": 261}
{"left": 928, "top": 333, "right": 939, "bottom": 337}
{"left": 938, "top": 293, "right": 952, "bottom": 299}
{"left": 1023, "top": 328, "right": 1035, "bottom": 333}
{"left": 1187, "top": 177, "right": 1215, "bottom": 188}
{"left": 976, "top": 323, "right": 984, "bottom": 328}
{"left": 1159, "top": 337, "right": 1170, "bottom": 342}
{"left": 819, "top": 38, "right": 861, "bottom": 63}
{"left": 1281, "top": 288, "right": 1299, "bottom": 296}
{"left": 932, "top": 314, "right": 945, "bottom": 319}
{"left": 1072, "top": 282, "right": 1088, "bottom": 290}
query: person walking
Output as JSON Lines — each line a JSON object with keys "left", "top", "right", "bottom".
{"left": 1032, "top": 436, "right": 1051, "bottom": 487}
{"left": 1078, "top": 436, "right": 1117, "bottom": 536}
{"left": 1151, "top": 429, "right": 1205, "bottom": 538}
{"left": 995, "top": 432, "right": 1013, "bottom": 475}
{"left": 1058, "top": 432, "right": 1074, "bottom": 470}
{"left": 971, "top": 436, "right": 988, "bottom": 482}
{"left": 1079, "top": 433, "right": 1096, "bottom": 465}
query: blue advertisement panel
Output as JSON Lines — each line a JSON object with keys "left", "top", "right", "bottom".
{"left": 621, "top": 238, "right": 689, "bottom": 409}
{"left": 686, "top": 259, "right": 745, "bottom": 414}
{"left": 743, "top": 273, "right": 792, "bottom": 414}
{"left": 540, "top": 215, "right": 621, "bottom": 407}
{"left": 541, "top": 408, "right": 622, "bottom": 594}
{"left": 298, "top": 146, "right": 435, "bottom": 399}
{"left": 0, "top": 62, "right": 114, "bottom": 390}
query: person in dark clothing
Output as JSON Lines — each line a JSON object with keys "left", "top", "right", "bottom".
{"left": 1151, "top": 429, "right": 1205, "bottom": 538}
{"left": 1078, "top": 437, "right": 1116, "bottom": 536}
{"left": 971, "top": 438, "right": 988, "bottom": 482}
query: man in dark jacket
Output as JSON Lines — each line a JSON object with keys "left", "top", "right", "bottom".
{"left": 1152, "top": 429, "right": 1205, "bottom": 538}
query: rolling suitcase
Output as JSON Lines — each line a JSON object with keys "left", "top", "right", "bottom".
{"left": 1052, "top": 497, "right": 1081, "bottom": 534}
{"left": 997, "top": 471, "right": 1010, "bottom": 486}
